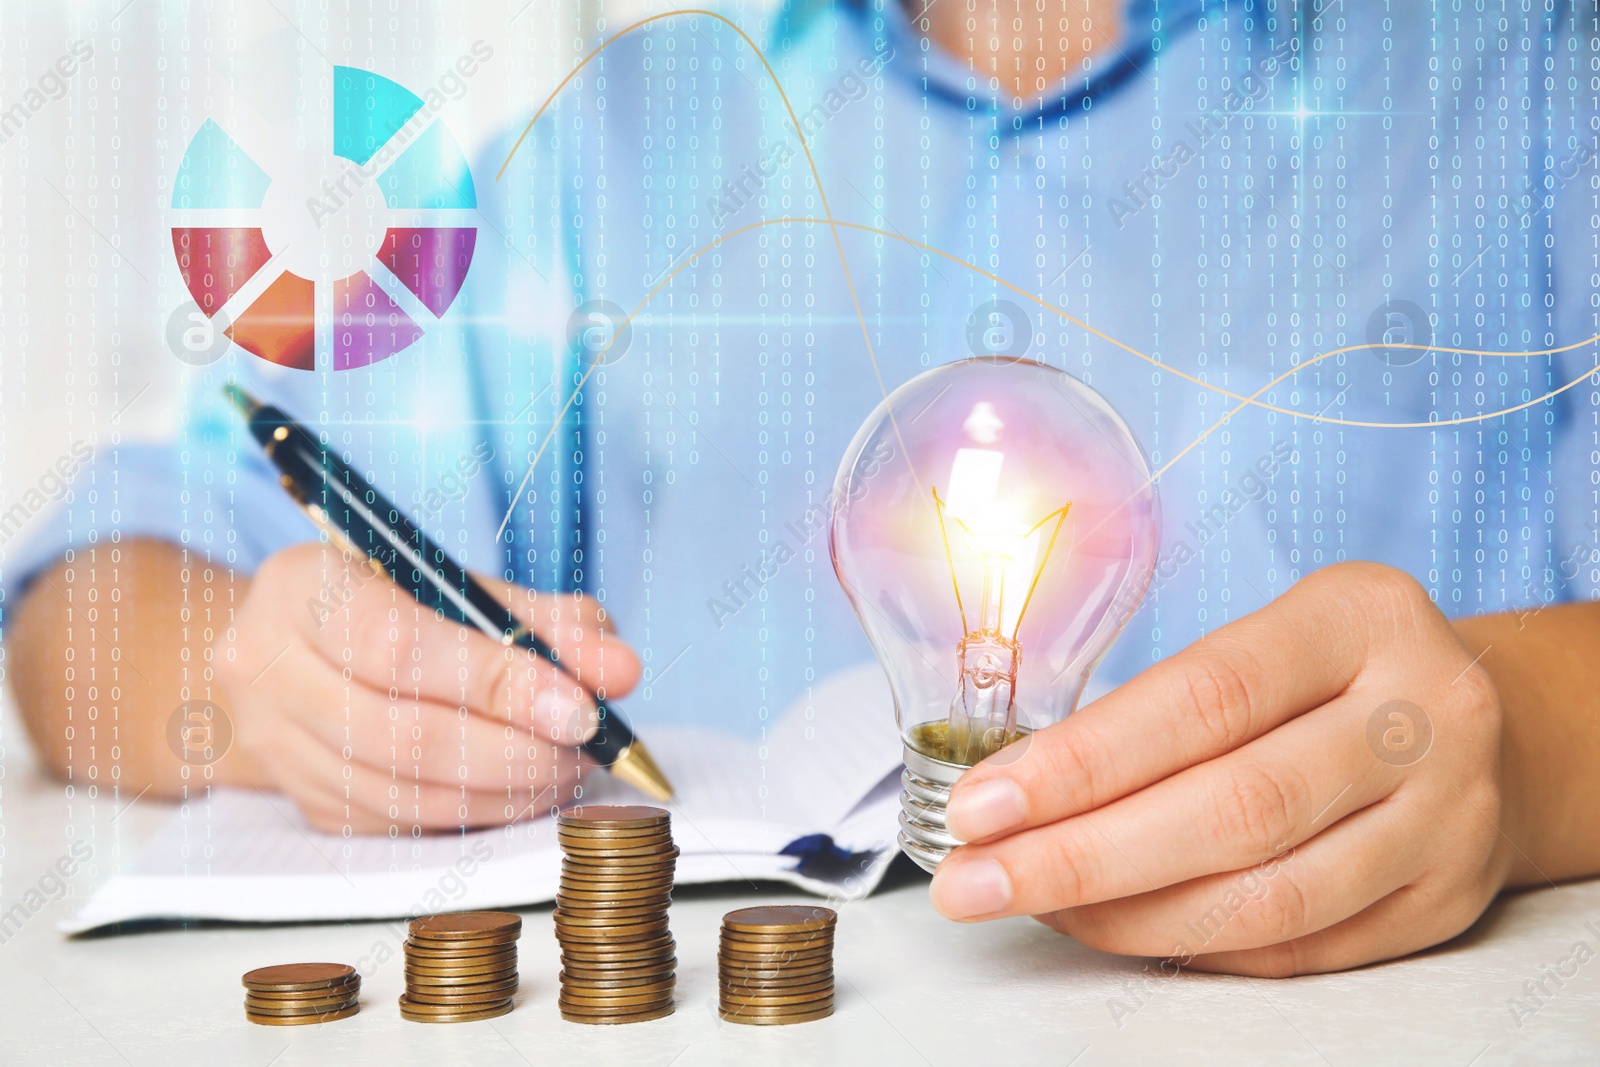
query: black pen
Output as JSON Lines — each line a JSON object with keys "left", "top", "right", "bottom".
{"left": 225, "top": 384, "right": 673, "bottom": 801}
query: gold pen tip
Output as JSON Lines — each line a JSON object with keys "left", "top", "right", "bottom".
{"left": 608, "top": 742, "right": 674, "bottom": 801}
{"left": 222, "top": 383, "right": 261, "bottom": 419}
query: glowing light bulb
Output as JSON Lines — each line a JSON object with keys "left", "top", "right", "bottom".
{"left": 829, "top": 357, "right": 1160, "bottom": 871}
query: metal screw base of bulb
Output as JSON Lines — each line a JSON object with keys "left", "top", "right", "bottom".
{"left": 897, "top": 743, "right": 967, "bottom": 873}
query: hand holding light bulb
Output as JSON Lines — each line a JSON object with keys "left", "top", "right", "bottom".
{"left": 830, "top": 357, "right": 1160, "bottom": 871}
{"left": 832, "top": 357, "right": 1561, "bottom": 978}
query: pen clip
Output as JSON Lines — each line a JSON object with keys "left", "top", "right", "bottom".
{"left": 291, "top": 483, "right": 388, "bottom": 581}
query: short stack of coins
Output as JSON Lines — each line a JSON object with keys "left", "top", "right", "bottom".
{"left": 242, "top": 963, "right": 360, "bottom": 1025}
{"left": 718, "top": 905, "right": 837, "bottom": 1025}
{"left": 398, "top": 911, "right": 522, "bottom": 1023}
{"left": 555, "top": 805, "right": 678, "bottom": 1024}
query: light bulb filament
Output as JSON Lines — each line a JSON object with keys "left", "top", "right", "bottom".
{"left": 933, "top": 487, "right": 1072, "bottom": 763}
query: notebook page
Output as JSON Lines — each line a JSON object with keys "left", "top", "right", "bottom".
{"left": 60, "top": 664, "right": 905, "bottom": 932}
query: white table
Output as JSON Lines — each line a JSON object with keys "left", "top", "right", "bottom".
{"left": 1, "top": 744, "right": 1595, "bottom": 1065}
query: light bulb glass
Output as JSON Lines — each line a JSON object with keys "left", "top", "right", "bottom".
{"left": 829, "top": 357, "right": 1160, "bottom": 869}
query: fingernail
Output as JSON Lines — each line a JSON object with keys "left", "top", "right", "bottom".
{"left": 946, "top": 778, "right": 1027, "bottom": 842}
{"left": 534, "top": 689, "right": 599, "bottom": 743}
{"left": 930, "top": 858, "right": 1012, "bottom": 920}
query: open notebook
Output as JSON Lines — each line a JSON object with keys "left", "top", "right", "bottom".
{"left": 62, "top": 664, "right": 905, "bottom": 933}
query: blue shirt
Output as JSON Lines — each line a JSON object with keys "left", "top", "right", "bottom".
{"left": 8, "top": 0, "right": 1600, "bottom": 736}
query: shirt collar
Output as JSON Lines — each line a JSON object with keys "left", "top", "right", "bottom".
{"left": 848, "top": 0, "right": 1208, "bottom": 124}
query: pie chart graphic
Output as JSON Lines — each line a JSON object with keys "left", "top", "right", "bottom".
{"left": 170, "top": 66, "right": 478, "bottom": 371}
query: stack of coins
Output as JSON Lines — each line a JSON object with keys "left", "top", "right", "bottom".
{"left": 718, "top": 905, "right": 837, "bottom": 1025}
{"left": 398, "top": 911, "right": 522, "bottom": 1023}
{"left": 555, "top": 805, "right": 678, "bottom": 1024}
{"left": 242, "top": 963, "right": 361, "bottom": 1025}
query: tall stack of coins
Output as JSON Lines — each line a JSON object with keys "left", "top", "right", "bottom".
{"left": 555, "top": 805, "right": 678, "bottom": 1024}
{"left": 398, "top": 911, "right": 522, "bottom": 1023}
{"left": 718, "top": 905, "right": 837, "bottom": 1025}
{"left": 242, "top": 963, "right": 361, "bottom": 1025}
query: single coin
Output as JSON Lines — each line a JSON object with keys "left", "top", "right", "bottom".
{"left": 720, "top": 986, "right": 835, "bottom": 1007}
{"left": 556, "top": 991, "right": 675, "bottom": 1011}
{"left": 716, "top": 927, "right": 832, "bottom": 947}
{"left": 559, "top": 860, "right": 676, "bottom": 876}
{"left": 558, "top": 811, "right": 670, "bottom": 828}
{"left": 404, "top": 942, "right": 519, "bottom": 959}
{"left": 246, "top": 1004, "right": 361, "bottom": 1026}
{"left": 717, "top": 945, "right": 833, "bottom": 965}
{"left": 561, "top": 846, "right": 679, "bottom": 862}
{"left": 556, "top": 979, "right": 676, "bottom": 1005}
{"left": 560, "top": 863, "right": 679, "bottom": 880}
{"left": 553, "top": 904, "right": 669, "bottom": 923}
{"left": 554, "top": 910, "right": 670, "bottom": 929}
{"left": 559, "top": 1002, "right": 675, "bottom": 1022}
{"left": 720, "top": 973, "right": 833, "bottom": 992}
{"left": 558, "top": 927, "right": 672, "bottom": 947}
{"left": 558, "top": 831, "right": 672, "bottom": 849}
{"left": 719, "top": 1003, "right": 834, "bottom": 1026}
{"left": 553, "top": 908, "right": 672, "bottom": 927}
{"left": 408, "top": 912, "right": 523, "bottom": 940}
{"left": 403, "top": 966, "right": 515, "bottom": 979}
{"left": 557, "top": 805, "right": 670, "bottom": 828}
{"left": 561, "top": 947, "right": 677, "bottom": 966}
{"left": 559, "top": 968, "right": 675, "bottom": 988}
{"left": 563, "top": 844, "right": 675, "bottom": 863}
{"left": 558, "top": 818, "right": 671, "bottom": 833}
{"left": 721, "top": 941, "right": 833, "bottom": 958}
{"left": 556, "top": 907, "right": 669, "bottom": 923}
{"left": 720, "top": 958, "right": 833, "bottom": 974}
{"left": 560, "top": 943, "right": 676, "bottom": 960}
{"left": 405, "top": 941, "right": 520, "bottom": 958}
{"left": 720, "top": 941, "right": 832, "bottom": 958}
{"left": 560, "top": 833, "right": 676, "bottom": 848}
{"left": 406, "top": 966, "right": 518, "bottom": 991}
{"left": 723, "top": 905, "right": 837, "bottom": 933}
{"left": 403, "top": 946, "right": 518, "bottom": 965}
{"left": 245, "top": 980, "right": 360, "bottom": 1001}
{"left": 558, "top": 844, "right": 679, "bottom": 861}
{"left": 558, "top": 885, "right": 673, "bottom": 901}
{"left": 719, "top": 920, "right": 834, "bottom": 939}
{"left": 562, "top": 948, "right": 677, "bottom": 965}
{"left": 720, "top": 974, "right": 834, "bottom": 996}
{"left": 553, "top": 905, "right": 669, "bottom": 923}
{"left": 558, "top": 880, "right": 674, "bottom": 896}
{"left": 398, "top": 995, "right": 514, "bottom": 1023}
{"left": 403, "top": 973, "right": 520, "bottom": 993}
{"left": 560, "top": 857, "right": 676, "bottom": 874}
{"left": 561, "top": 950, "right": 677, "bottom": 968}
{"left": 405, "top": 967, "right": 517, "bottom": 984}
{"left": 720, "top": 972, "right": 832, "bottom": 998}
{"left": 404, "top": 983, "right": 520, "bottom": 1007}
{"left": 719, "top": 997, "right": 836, "bottom": 1018}
{"left": 557, "top": 902, "right": 672, "bottom": 918}
{"left": 403, "top": 945, "right": 518, "bottom": 964}
{"left": 241, "top": 963, "right": 357, "bottom": 992}
{"left": 557, "top": 921, "right": 671, "bottom": 938}
{"left": 244, "top": 994, "right": 360, "bottom": 1016}
{"left": 404, "top": 992, "right": 518, "bottom": 1011}
{"left": 561, "top": 958, "right": 678, "bottom": 979}
{"left": 407, "top": 930, "right": 522, "bottom": 948}
{"left": 561, "top": 959, "right": 677, "bottom": 973}
{"left": 405, "top": 933, "right": 520, "bottom": 948}
{"left": 560, "top": 1002, "right": 675, "bottom": 1025}
{"left": 556, "top": 889, "right": 672, "bottom": 906}
{"left": 559, "top": 973, "right": 676, "bottom": 994}
{"left": 405, "top": 940, "right": 520, "bottom": 958}
{"left": 558, "top": 879, "right": 674, "bottom": 896}
{"left": 557, "top": 878, "right": 673, "bottom": 894}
